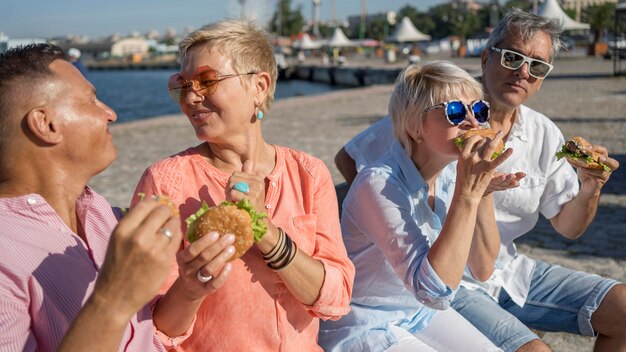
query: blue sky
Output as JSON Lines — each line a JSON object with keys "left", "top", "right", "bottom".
{"left": 0, "top": 0, "right": 487, "bottom": 39}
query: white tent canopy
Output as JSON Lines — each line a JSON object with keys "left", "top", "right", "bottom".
{"left": 387, "top": 16, "right": 431, "bottom": 43}
{"left": 326, "top": 27, "right": 354, "bottom": 47}
{"left": 538, "top": 0, "right": 590, "bottom": 30}
{"left": 293, "top": 33, "right": 321, "bottom": 49}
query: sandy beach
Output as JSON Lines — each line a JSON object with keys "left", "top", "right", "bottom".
{"left": 90, "top": 56, "right": 625, "bottom": 351}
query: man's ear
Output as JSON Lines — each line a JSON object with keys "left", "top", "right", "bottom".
{"left": 24, "top": 108, "right": 63, "bottom": 145}
{"left": 481, "top": 48, "right": 489, "bottom": 71}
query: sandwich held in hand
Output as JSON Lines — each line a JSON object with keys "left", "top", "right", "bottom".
{"left": 556, "top": 136, "right": 611, "bottom": 172}
{"left": 454, "top": 128, "right": 505, "bottom": 159}
{"left": 135, "top": 193, "right": 179, "bottom": 216}
{"left": 186, "top": 199, "right": 267, "bottom": 261}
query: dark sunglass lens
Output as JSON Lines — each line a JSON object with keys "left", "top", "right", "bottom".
{"left": 530, "top": 62, "right": 550, "bottom": 78}
{"left": 472, "top": 101, "right": 490, "bottom": 123}
{"left": 446, "top": 101, "right": 466, "bottom": 125}
{"left": 503, "top": 51, "right": 524, "bottom": 69}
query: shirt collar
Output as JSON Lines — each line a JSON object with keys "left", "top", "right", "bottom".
{"left": 508, "top": 106, "right": 528, "bottom": 142}
{"left": 0, "top": 186, "right": 96, "bottom": 213}
{"left": 390, "top": 140, "right": 428, "bottom": 194}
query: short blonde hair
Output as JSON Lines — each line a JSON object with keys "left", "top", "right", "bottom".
{"left": 179, "top": 19, "right": 277, "bottom": 112}
{"left": 389, "top": 61, "right": 484, "bottom": 157}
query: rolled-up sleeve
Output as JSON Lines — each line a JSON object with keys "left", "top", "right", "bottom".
{"left": 305, "top": 161, "right": 355, "bottom": 320}
{"left": 151, "top": 296, "right": 195, "bottom": 349}
{"left": 415, "top": 258, "right": 454, "bottom": 310}
{"left": 539, "top": 141, "right": 578, "bottom": 220}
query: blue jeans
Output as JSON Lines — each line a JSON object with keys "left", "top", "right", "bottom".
{"left": 451, "top": 260, "right": 619, "bottom": 352}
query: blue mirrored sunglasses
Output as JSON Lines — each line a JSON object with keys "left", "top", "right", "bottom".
{"left": 424, "top": 99, "right": 490, "bottom": 126}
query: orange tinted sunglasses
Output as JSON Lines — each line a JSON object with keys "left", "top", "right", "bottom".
{"left": 167, "top": 65, "right": 257, "bottom": 102}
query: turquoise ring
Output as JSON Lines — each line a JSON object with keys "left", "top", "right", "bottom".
{"left": 233, "top": 181, "right": 250, "bottom": 194}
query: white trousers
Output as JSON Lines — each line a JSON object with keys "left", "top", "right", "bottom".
{"left": 386, "top": 308, "right": 502, "bottom": 352}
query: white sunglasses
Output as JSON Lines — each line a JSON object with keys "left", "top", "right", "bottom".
{"left": 490, "top": 47, "right": 554, "bottom": 79}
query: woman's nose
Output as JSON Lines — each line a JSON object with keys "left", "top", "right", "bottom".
{"left": 183, "top": 88, "right": 205, "bottom": 105}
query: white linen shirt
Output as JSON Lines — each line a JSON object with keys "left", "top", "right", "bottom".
{"left": 319, "top": 141, "right": 456, "bottom": 352}
{"left": 342, "top": 106, "right": 579, "bottom": 307}
{"left": 462, "top": 105, "right": 578, "bottom": 306}
{"left": 344, "top": 115, "right": 395, "bottom": 172}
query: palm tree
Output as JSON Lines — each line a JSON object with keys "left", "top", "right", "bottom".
{"left": 583, "top": 3, "right": 615, "bottom": 55}
{"left": 584, "top": 3, "right": 615, "bottom": 44}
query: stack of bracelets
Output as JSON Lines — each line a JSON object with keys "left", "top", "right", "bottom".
{"left": 263, "top": 227, "right": 298, "bottom": 271}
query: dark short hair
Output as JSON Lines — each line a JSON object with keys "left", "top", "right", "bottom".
{"left": 0, "top": 43, "right": 68, "bottom": 148}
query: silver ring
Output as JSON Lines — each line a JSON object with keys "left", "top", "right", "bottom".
{"left": 197, "top": 269, "right": 213, "bottom": 283}
{"left": 159, "top": 228, "right": 173, "bottom": 241}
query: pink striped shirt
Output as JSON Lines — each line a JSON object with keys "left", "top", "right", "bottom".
{"left": 0, "top": 187, "right": 166, "bottom": 352}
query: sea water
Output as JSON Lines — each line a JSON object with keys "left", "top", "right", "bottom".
{"left": 87, "top": 70, "right": 345, "bottom": 123}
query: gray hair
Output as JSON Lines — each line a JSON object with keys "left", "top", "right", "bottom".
{"left": 389, "top": 61, "right": 484, "bottom": 157}
{"left": 487, "top": 8, "right": 564, "bottom": 60}
{"left": 179, "top": 19, "right": 277, "bottom": 112}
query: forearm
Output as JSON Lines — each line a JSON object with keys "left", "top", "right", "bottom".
{"left": 467, "top": 195, "right": 499, "bottom": 281}
{"left": 428, "top": 197, "right": 480, "bottom": 288}
{"left": 58, "top": 295, "right": 130, "bottom": 352}
{"left": 258, "top": 224, "right": 325, "bottom": 306}
{"left": 550, "top": 189, "right": 600, "bottom": 240}
{"left": 279, "top": 252, "right": 325, "bottom": 305}
{"left": 335, "top": 147, "right": 358, "bottom": 185}
{"left": 152, "top": 277, "right": 203, "bottom": 337}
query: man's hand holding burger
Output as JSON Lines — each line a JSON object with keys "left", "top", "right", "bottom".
{"left": 550, "top": 137, "right": 620, "bottom": 240}
{"left": 556, "top": 137, "right": 620, "bottom": 194}
{"left": 92, "top": 197, "right": 182, "bottom": 321}
{"left": 63, "top": 197, "right": 182, "bottom": 349}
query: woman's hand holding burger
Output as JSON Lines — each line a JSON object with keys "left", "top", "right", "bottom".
{"left": 455, "top": 130, "right": 512, "bottom": 199}
{"left": 226, "top": 160, "right": 279, "bottom": 256}
{"left": 174, "top": 231, "right": 234, "bottom": 299}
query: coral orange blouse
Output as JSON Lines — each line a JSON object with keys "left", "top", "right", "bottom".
{"left": 132, "top": 144, "right": 354, "bottom": 351}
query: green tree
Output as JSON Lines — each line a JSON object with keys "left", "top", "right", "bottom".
{"left": 269, "top": 0, "right": 305, "bottom": 37}
{"left": 563, "top": 7, "right": 578, "bottom": 21}
{"left": 582, "top": 3, "right": 616, "bottom": 43}
{"left": 503, "top": 0, "right": 532, "bottom": 12}
{"left": 317, "top": 23, "right": 333, "bottom": 38}
{"left": 427, "top": 3, "right": 484, "bottom": 40}
{"left": 364, "top": 17, "right": 388, "bottom": 40}
{"left": 397, "top": 5, "right": 436, "bottom": 35}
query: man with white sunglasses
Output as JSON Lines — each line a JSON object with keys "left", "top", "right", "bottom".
{"left": 334, "top": 8, "right": 624, "bottom": 352}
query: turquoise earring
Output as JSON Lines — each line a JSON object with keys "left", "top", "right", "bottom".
{"left": 257, "top": 110, "right": 264, "bottom": 120}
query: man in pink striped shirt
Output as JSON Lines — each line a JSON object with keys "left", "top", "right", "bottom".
{"left": 0, "top": 44, "right": 185, "bottom": 351}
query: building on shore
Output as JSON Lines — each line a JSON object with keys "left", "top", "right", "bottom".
{"left": 0, "top": 33, "right": 46, "bottom": 53}
{"left": 561, "top": 0, "right": 618, "bottom": 21}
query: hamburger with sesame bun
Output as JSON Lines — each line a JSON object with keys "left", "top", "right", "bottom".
{"left": 185, "top": 199, "right": 267, "bottom": 261}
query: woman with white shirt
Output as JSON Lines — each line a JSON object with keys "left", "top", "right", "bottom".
{"left": 319, "top": 61, "right": 509, "bottom": 352}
